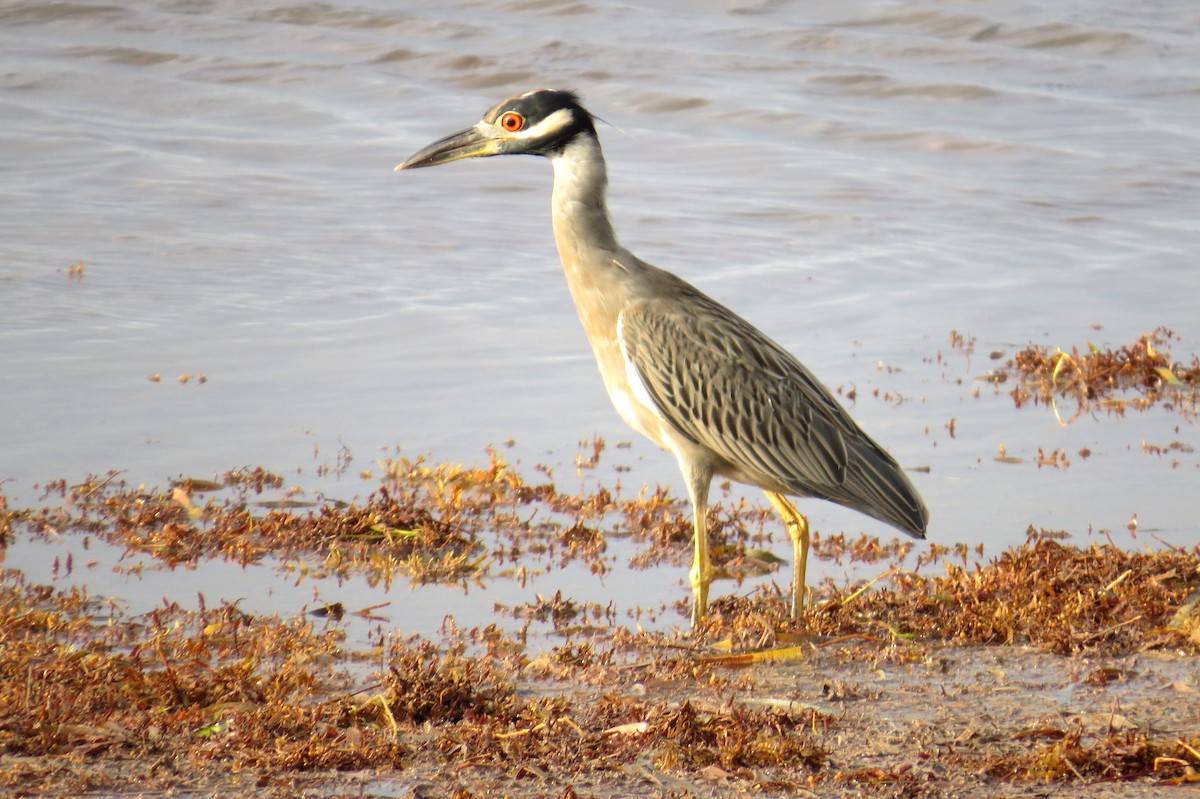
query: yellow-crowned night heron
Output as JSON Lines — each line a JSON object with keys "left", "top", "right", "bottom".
{"left": 398, "top": 89, "right": 929, "bottom": 623}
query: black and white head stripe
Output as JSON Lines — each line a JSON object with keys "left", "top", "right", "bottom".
{"left": 482, "top": 89, "right": 597, "bottom": 154}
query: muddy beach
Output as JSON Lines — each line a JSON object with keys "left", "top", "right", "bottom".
{"left": 3, "top": 331, "right": 1198, "bottom": 798}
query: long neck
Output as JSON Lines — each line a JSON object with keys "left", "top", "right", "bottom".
{"left": 546, "top": 131, "right": 638, "bottom": 393}
{"left": 549, "top": 133, "right": 619, "bottom": 272}
{"left": 544, "top": 130, "right": 669, "bottom": 451}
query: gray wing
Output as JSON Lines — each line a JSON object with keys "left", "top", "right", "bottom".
{"left": 619, "top": 288, "right": 927, "bottom": 538}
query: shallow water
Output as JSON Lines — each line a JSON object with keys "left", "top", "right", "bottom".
{"left": 2, "top": 0, "right": 1197, "bottom": 637}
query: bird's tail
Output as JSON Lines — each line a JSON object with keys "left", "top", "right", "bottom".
{"left": 839, "top": 443, "right": 929, "bottom": 539}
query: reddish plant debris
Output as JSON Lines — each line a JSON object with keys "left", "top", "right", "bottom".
{"left": 987, "top": 327, "right": 1199, "bottom": 420}
{"left": 3, "top": 451, "right": 1198, "bottom": 797}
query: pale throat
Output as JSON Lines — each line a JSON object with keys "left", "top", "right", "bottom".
{"left": 550, "top": 134, "right": 619, "bottom": 261}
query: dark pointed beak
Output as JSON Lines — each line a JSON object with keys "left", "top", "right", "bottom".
{"left": 395, "top": 125, "right": 505, "bottom": 171}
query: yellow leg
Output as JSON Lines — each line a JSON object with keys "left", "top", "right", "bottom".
{"left": 678, "top": 460, "right": 714, "bottom": 626}
{"left": 765, "top": 492, "right": 810, "bottom": 619}
{"left": 689, "top": 506, "right": 711, "bottom": 626}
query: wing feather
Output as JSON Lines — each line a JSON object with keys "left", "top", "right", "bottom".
{"left": 619, "top": 288, "right": 927, "bottom": 537}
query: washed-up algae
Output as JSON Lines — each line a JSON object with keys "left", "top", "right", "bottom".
{"left": 1, "top": 456, "right": 1198, "bottom": 797}
{"left": 953, "top": 326, "right": 1199, "bottom": 421}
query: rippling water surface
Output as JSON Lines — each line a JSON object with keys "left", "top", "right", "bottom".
{"left": 2, "top": 0, "right": 1197, "bottom": 636}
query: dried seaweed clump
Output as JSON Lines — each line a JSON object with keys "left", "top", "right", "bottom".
{"left": 13, "top": 467, "right": 498, "bottom": 585}
{"left": 1003, "top": 327, "right": 1198, "bottom": 420}
{"left": 377, "top": 639, "right": 517, "bottom": 725}
{"left": 977, "top": 728, "right": 1200, "bottom": 785}
{"left": 804, "top": 533, "right": 1200, "bottom": 655}
{"left": 652, "top": 700, "right": 825, "bottom": 775}
{"left": 0, "top": 571, "right": 405, "bottom": 795}
{"left": 691, "top": 533, "right": 1199, "bottom": 658}
{"left": 426, "top": 692, "right": 826, "bottom": 790}
{"left": 930, "top": 536, "right": 1199, "bottom": 653}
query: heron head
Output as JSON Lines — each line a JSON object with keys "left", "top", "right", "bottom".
{"left": 397, "top": 89, "right": 597, "bottom": 171}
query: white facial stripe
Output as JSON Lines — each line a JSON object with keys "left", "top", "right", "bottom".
{"left": 506, "top": 107, "right": 575, "bottom": 140}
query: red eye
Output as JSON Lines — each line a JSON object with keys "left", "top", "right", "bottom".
{"left": 499, "top": 112, "right": 524, "bottom": 132}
